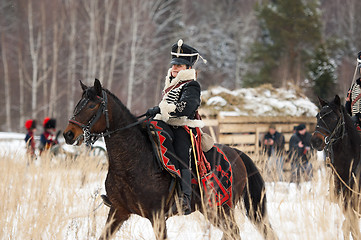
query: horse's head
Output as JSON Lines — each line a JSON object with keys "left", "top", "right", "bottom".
{"left": 63, "top": 79, "right": 109, "bottom": 146}
{"left": 310, "top": 95, "right": 344, "bottom": 151}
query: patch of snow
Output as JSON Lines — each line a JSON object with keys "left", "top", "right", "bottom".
{"left": 207, "top": 96, "right": 228, "bottom": 107}
{"left": 201, "top": 84, "right": 318, "bottom": 117}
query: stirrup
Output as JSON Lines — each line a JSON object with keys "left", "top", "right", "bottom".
{"left": 101, "top": 194, "right": 112, "bottom": 208}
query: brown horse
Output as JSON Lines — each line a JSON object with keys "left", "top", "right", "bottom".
{"left": 310, "top": 95, "right": 361, "bottom": 240}
{"left": 63, "top": 79, "right": 276, "bottom": 240}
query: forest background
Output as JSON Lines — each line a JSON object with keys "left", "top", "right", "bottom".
{"left": 1, "top": 0, "right": 361, "bottom": 132}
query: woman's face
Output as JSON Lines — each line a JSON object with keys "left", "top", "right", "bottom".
{"left": 171, "top": 64, "right": 188, "bottom": 77}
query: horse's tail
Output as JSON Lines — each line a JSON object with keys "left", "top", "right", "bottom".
{"left": 233, "top": 148, "right": 277, "bottom": 239}
{"left": 236, "top": 149, "right": 266, "bottom": 220}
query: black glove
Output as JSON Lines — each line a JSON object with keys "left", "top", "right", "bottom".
{"left": 146, "top": 106, "right": 160, "bottom": 118}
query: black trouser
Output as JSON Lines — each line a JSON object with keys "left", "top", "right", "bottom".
{"left": 152, "top": 120, "right": 193, "bottom": 170}
{"left": 170, "top": 126, "right": 193, "bottom": 212}
{"left": 171, "top": 126, "right": 192, "bottom": 170}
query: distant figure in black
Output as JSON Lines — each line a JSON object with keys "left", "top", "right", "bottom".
{"left": 289, "top": 124, "right": 313, "bottom": 182}
{"left": 262, "top": 124, "right": 285, "bottom": 180}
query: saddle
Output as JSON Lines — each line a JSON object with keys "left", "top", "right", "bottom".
{"left": 145, "top": 120, "right": 233, "bottom": 208}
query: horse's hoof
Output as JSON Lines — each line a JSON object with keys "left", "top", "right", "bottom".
{"left": 101, "top": 194, "right": 112, "bottom": 208}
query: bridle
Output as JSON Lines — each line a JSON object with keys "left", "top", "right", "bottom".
{"left": 315, "top": 105, "right": 346, "bottom": 145}
{"left": 314, "top": 105, "right": 346, "bottom": 163}
{"left": 69, "top": 90, "right": 111, "bottom": 145}
{"left": 69, "top": 89, "right": 147, "bottom": 146}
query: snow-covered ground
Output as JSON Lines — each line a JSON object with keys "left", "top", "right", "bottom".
{"left": 0, "top": 132, "right": 349, "bottom": 239}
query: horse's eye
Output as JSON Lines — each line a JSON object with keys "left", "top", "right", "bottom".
{"left": 89, "top": 104, "right": 96, "bottom": 109}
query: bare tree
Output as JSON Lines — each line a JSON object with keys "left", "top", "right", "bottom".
{"left": 107, "top": 0, "right": 123, "bottom": 90}
{"left": 84, "top": 0, "right": 99, "bottom": 82}
{"left": 1, "top": 34, "right": 12, "bottom": 131}
{"left": 41, "top": 1, "right": 49, "bottom": 117}
{"left": 49, "top": 15, "right": 59, "bottom": 117}
{"left": 27, "top": 1, "right": 41, "bottom": 119}
{"left": 126, "top": 0, "right": 139, "bottom": 110}
{"left": 98, "top": 0, "right": 113, "bottom": 81}
{"left": 65, "top": 0, "right": 78, "bottom": 118}
{"left": 18, "top": 48, "right": 25, "bottom": 129}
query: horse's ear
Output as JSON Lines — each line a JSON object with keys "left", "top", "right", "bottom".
{"left": 94, "top": 79, "right": 102, "bottom": 96}
{"left": 334, "top": 95, "right": 341, "bottom": 107}
{"left": 80, "top": 80, "right": 87, "bottom": 91}
{"left": 317, "top": 96, "right": 327, "bottom": 107}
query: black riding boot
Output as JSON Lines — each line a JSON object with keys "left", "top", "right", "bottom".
{"left": 172, "top": 169, "right": 192, "bottom": 215}
{"left": 180, "top": 168, "right": 192, "bottom": 215}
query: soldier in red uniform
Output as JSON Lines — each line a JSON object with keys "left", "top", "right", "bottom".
{"left": 39, "top": 117, "right": 59, "bottom": 155}
{"left": 24, "top": 119, "right": 37, "bottom": 158}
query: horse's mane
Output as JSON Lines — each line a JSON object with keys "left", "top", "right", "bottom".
{"left": 86, "top": 85, "right": 137, "bottom": 119}
{"left": 103, "top": 88, "right": 138, "bottom": 121}
{"left": 84, "top": 85, "right": 138, "bottom": 123}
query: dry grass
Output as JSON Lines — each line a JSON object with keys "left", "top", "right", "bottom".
{"left": 0, "top": 149, "right": 357, "bottom": 239}
{"left": 0, "top": 151, "right": 109, "bottom": 240}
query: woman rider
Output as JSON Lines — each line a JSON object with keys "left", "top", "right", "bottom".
{"left": 146, "top": 39, "right": 206, "bottom": 214}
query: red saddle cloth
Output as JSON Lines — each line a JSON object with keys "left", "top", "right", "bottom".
{"left": 196, "top": 145, "right": 233, "bottom": 208}
{"left": 150, "top": 121, "right": 233, "bottom": 208}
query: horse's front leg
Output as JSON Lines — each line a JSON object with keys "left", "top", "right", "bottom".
{"left": 99, "top": 206, "right": 131, "bottom": 240}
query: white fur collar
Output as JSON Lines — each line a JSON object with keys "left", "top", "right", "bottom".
{"left": 163, "top": 68, "right": 196, "bottom": 91}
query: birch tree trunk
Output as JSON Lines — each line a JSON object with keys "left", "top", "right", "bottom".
{"left": 85, "top": 0, "right": 98, "bottom": 81}
{"left": 66, "top": 0, "right": 77, "bottom": 118}
{"left": 28, "top": 1, "right": 40, "bottom": 119}
{"left": 41, "top": 2, "right": 49, "bottom": 117}
{"left": 1, "top": 35, "right": 12, "bottom": 131}
{"left": 49, "top": 20, "right": 59, "bottom": 117}
{"left": 18, "top": 48, "right": 25, "bottom": 129}
{"left": 108, "top": 0, "right": 122, "bottom": 90}
{"left": 99, "top": 0, "right": 113, "bottom": 82}
{"left": 126, "top": 1, "right": 138, "bottom": 110}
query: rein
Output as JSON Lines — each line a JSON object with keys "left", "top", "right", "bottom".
{"left": 69, "top": 90, "right": 148, "bottom": 145}
{"left": 325, "top": 156, "right": 361, "bottom": 197}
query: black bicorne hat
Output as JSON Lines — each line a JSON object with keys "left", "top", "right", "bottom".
{"left": 170, "top": 39, "right": 202, "bottom": 66}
